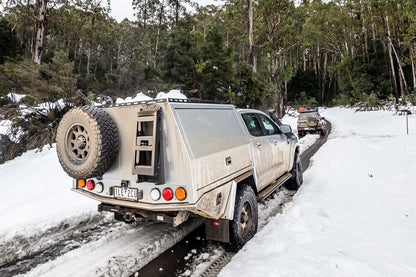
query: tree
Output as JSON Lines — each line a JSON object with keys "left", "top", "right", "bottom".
{"left": 0, "top": 17, "right": 19, "bottom": 63}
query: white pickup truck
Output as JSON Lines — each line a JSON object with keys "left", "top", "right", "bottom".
{"left": 56, "top": 99, "right": 302, "bottom": 246}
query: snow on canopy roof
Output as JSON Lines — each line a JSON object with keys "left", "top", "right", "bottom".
{"left": 115, "top": 92, "right": 153, "bottom": 104}
{"left": 156, "top": 90, "right": 187, "bottom": 99}
{"left": 115, "top": 90, "right": 186, "bottom": 104}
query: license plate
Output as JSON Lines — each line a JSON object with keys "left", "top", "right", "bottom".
{"left": 114, "top": 187, "right": 138, "bottom": 201}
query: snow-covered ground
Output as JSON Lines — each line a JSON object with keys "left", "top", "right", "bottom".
{"left": 220, "top": 108, "right": 416, "bottom": 277}
{"left": 1, "top": 104, "right": 415, "bottom": 276}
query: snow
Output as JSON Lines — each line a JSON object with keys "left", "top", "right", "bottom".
{"left": 156, "top": 89, "right": 187, "bottom": 99}
{"left": 0, "top": 145, "right": 97, "bottom": 240}
{"left": 7, "top": 93, "right": 26, "bottom": 103}
{"left": 220, "top": 107, "right": 416, "bottom": 277}
{"left": 1, "top": 106, "right": 416, "bottom": 276}
{"left": 0, "top": 120, "right": 12, "bottom": 136}
{"left": 115, "top": 90, "right": 186, "bottom": 104}
{"left": 115, "top": 92, "right": 152, "bottom": 104}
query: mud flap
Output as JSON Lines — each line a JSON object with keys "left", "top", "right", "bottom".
{"left": 205, "top": 218, "right": 230, "bottom": 243}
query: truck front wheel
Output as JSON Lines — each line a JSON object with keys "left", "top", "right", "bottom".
{"left": 230, "top": 185, "right": 258, "bottom": 248}
{"left": 285, "top": 153, "right": 303, "bottom": 190}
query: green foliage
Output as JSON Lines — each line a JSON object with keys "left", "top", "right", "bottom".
{"left": 0, "top": 51, "right": 76, "bottom": 104}
{"left": 228, "top": 63, "right": 274, "bottom": 108}
{"left": 296, "top": 91, "right": 319, "bottom": 108}
{"left": 337, "top": 38, "right": 391, "bottom": 103}
{"left": 7, "top": 103, "right": 73, "bottom": 160}
{"left": 196, "top": 26, "right": 234, "bottom": 100}
{"left": 333, "top": 93, "right": 356, "bottom": 106}
{"left": 39, "top": 50, "right": 77, "bottom": 100}
{"left": 406, "top": 94, "right": 416, "bottom": 105}
{"left": 160, "top": 17, "right": 234, "bottom": 100}
{"left": 287, "top": 70, "right": 320, "bottom": 105}
{"left": 0, "top": 17, "right": 19, "bottom": 63}
{"left": 1, "top": 0, "right": 416, "bottom": 108}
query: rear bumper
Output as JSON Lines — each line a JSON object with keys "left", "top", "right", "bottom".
{"left": 72, "top": 178, "right": 236, "bottom": 221}
{"left": 298, "top": 126, "right": 320, "bottom": 132}
{"left": 72, "top": 187, "right": 196, "bottom": 212}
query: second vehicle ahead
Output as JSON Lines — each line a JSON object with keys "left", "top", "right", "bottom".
{"left": 297, "top": 108, "right": 326, "bottom": 137}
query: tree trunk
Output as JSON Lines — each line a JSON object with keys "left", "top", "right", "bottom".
{"left": 273, "top": 55, "right": 284, "bottom": 118}
{"left": 303, "top": 49, "right": 306, "bottom": 71}
{"left": 87, "top": 47, "right": 91, "bottom": 76}
{"left": 388, "top": 43, "right": 399, "bottom": 103}
{"left": 21, "top": 0, "right": 31, "bottom": 55}
{"left": 383, "top": 14, "right": 399, "bottom": 103}
{"left": 247, "top": 0, "right": 256, "bottom": 73}
{"left": 154, "top": 27, "right": 160, "bottom": 68}
{"left": 31, "top": 0, "right": 48, "bottom": 65}
{"left": 322, "top": 52, "right": 328, "bottom": 105}
{"left": 387, "top": 36, "right": 408, "bottom": 101}
{"left": 410, "top": 42, "right": 416, "bottom": 94}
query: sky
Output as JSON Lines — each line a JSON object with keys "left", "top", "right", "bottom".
{"left": 110, "top": 0, "right": 224, "bottom": 22}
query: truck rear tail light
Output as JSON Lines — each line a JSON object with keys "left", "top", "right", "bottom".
{"left": 78, "top": 179, "right": 86, "bottom": 188}
{"left": 175, "top": 187, "right": 186, "bottom": 201}
{"left": 95, "top": 182, "right": 104, "bottom": 193}
{"left": 87, "top": 180, "right": 95, "bottom": 190}
{"left": 162, "top": 188, "right": 173, "bottom": 201}
{"left": 150, "top": 188, "right": 161, "bottom": 201}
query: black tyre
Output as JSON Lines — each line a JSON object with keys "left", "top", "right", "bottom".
{"left": 56, "top": 106, "right": 119, "bottom": 179}
{"left": 230, "top": 185, "right": 258, "bottom": 247}
{"left": 285, "top": 153, "right": 303, "bottom": 190}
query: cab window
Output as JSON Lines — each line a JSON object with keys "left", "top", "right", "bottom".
{"left": 242, "top": 113, "right": 263, "bottom": 136}
{"left": 258, "top": 114, "right": 280, "bottom": 135}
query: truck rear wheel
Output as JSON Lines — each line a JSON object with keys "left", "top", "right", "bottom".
{"left": 230, "top": 185, "right": 258, "bottom": 248}
{"left": 285, "top": 153, "right": 303, "bottom": 190}
{"left": 56, "top": 106, "right": 118, "bottom": 179}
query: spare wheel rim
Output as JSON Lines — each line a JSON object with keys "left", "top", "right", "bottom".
{"left": 66, "top": 123, "right": 91, "bottom": 164}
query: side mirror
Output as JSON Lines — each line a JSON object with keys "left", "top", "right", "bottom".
{"left": 280, "top": 124, "right": 292, "bottom": 134}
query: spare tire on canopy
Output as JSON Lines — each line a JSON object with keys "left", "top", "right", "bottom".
{"left": 56, "top": 106, "right": 119, "bottom": 179}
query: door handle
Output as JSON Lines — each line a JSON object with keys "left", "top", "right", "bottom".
{"left": 272, "top": 140, "right": 278, "bottom": 145}
{"left": 256, "top": 142, "right": 261, "bottom": 148}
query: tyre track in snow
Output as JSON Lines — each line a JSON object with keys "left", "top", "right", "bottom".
{"left": 0, "top": 214, "right": 126, "bottom": 277}
{"left": 137, "top": 121, "right": 332, "bottom": 277}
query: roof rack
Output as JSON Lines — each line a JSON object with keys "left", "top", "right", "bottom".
{"left": 106, "top": 98, "right": 230, "bottom": 108}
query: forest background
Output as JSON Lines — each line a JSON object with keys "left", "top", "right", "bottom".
{"left": 0, "top": 0, "right": 416, "bottom": 160}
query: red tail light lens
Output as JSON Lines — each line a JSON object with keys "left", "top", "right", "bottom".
{"left": 162, "top": 188, "right": 173, "bottom": 201}
{"left": 87, "top": 180, "right": 95, "bottom": 190}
